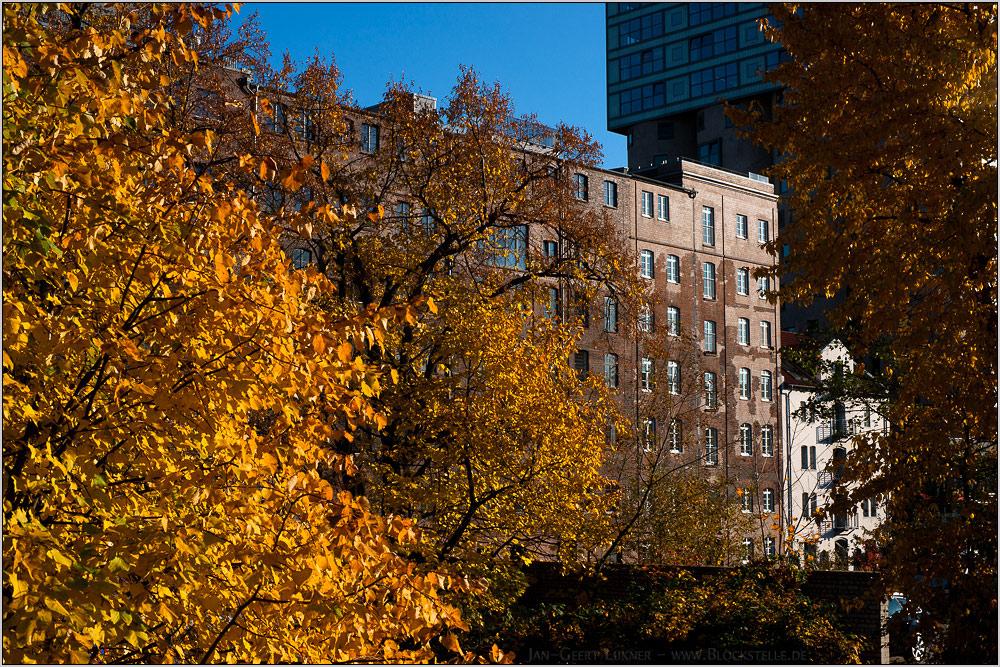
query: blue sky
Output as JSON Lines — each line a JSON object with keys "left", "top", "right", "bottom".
{"left": 230, "top": 3, "right": 627, "bottom": 168}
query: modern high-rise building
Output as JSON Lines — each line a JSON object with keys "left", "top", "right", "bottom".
{"left": 605, "top": 2, "right": 786, "bottom": 174}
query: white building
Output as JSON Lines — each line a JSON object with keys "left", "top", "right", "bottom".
{"left": 780, "top": 334, "right": 887, "bottom": 568}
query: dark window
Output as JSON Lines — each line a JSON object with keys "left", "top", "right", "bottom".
{"left": 619, "top": 82, "right": 666, "bottom": 116}
{"left": 619, "top": 11, "right": 663, "bottom": 46}
{"left": 690, "top": 25, "right": 739, "bottom": 62}
{"left": 619, "top": 48, "right": 664, "bottom": 81}
{"left": 603, "top": 180, "right": 619, "bottom": 207}
{"left": 361, "top": 123, "right": 379, "bottom": 152}
{"left": 574, "top": 173, "right": 589, "bottom": 200}
{"left": 574, "top": 350, "right": 590, "bottom": 380}
{"left": 291, "top": 248, "right": 311, "bottom": 270}
{"left": 690, "top": 62, "right": 739, "bottom": 99}
{"left": 764, "top": 49, "right": 790, "bottom": 72}
{"left": 698, "top": 141, "right": 720, "bottom": 166}
{"left": 688, "top": 2, "right": 737, "bottom": 26}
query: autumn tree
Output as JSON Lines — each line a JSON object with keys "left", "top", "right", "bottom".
{"left": 2, "top": 4, "right": 497, "bottom": 663}
{"left": 733, "top": 4, "right": 997, "bottom": 661}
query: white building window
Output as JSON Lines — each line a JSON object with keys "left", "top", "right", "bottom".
{"left": 640, "top": 249, "right": 654, "bottom": 278}
{"left": 741, "top": 489, "right": 753, "bottom": 513}
{"left": 604, "top": 296, "right": 618, "bottom": 332}
{"left": 361, "top": 123, "right": 379, "bottom": 152}
{"left": 736, "top": 267, "right": 749, "bottom": 295}
{"left": 666, "top": 306, "right": 680, "bottom": 336}
{"left": 704, "top": 371, "right": 717, "bottom": 408}
{"left": 760, "top": 320, "right": 772, "bottom": 349}
{"left": 704, "top": 427, "right": 718, "bottom": 465}
{"left": 639, "top": 304, "right": 654, "bottom": 332}
{"left": 762, "top": 488, "right": 775, "bottom": 512}
{"left": 604, "top": 353, "right": 619, "bottom": 388}
{"left": 736, "top": 213, "right": 748, "bottom": 239}
{"left": 703, "top": 261, "right": 716, "bottom": 299}
{"left": 642, "top": 418, "right": 656, "bottom": 451}
{"left": 761, "top": 370, "right": 773, "bottom": 401}
{"left": 742, "top": 537, "right": 754, "bottom": 561}
{"left": 738, "top": 317, "right": 750, "bottom": 345}
{"left": 758, "top": 275, "right": 770, "bottom": 298}
{"left": 666, "top": 254, "right": 679, "bottom": 283}
{"left": 765, "top": 536, "right": 776, "bottom": 558}
{"left": 603, "top": 180, "right": 618, "bottom": 207}
{"left": 761, "top": 424, "right": 774, "bottom": 457}
{"left": 668, "top": 419, "right": 682, "bottom": 453}
{"left": 574, "top": 173, "right": 589, "bottom": 200}
{"left": 758, "top": 218, "right": 770, "bottom": 243}
{"left": 641, "top": 357, "right": 654, "bottom": 392}
{"left": 739, "top": 423, "right": 753, "bottom": 456}
{"left": 704, "top": 320, "right": 716, "bottom": 353}
{"left": 657, "top": 194, "right": 669, "bottom": 221}
{"left": 738, "top": 367, "right": 751, "bottom": 399}
{"left": 702, "top": 206, "right": 715, "bottom": 246}
{"left": 641, "top": 190, "right": 653, "bottom": 217}
{"left": 667, "top": 360, "right": 680, "bottom": 394}
{"left": 801, "top": 445, "right": 817, "bottom": 470}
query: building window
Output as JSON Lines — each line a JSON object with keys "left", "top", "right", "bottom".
{"left": 690, "top": 61, "right": 738, "bottom": 98}
{"left": 761, "top": 424, "right": 774, "bottom": 457}
{"left": 758, "top": 276, "right": 770, "bottom": 298}
{"left": 704, "top": 370, "right": 717, "bottom": 408}
{"left": 656, "top": 194, "right": 669, "bottom": 221}
{"left": 760, "top": 321, "right": 772, "bottom": 349}
{"left": 801, "top": 445, "right": 817, "bottom": 470}
{"left": 702, "top": 262, "right": 716, "bottom": 299}
{"left": 736, "top": 214, "right": 748, "bottom": 239}
{"left": 574, "top": 349, "right": 590, "bottom": 380}
{"left": 741, "top": 490, "right": 753, "bottom": 513}
{"left": 739, "top": 423, "right": 753, "bottom": 456}
{"left": 265, "top": 102, "right": 286, "bottom": 134}
{"left": 481, "top": 225, "right": 527, "bottom": 269}
{"left": 543, "top": 239, "right": 559, "bottom": 258}
{"left": 619, "top": 10, "right": 664, "bottom": 46}
{"left": 864, "top": 405, "right": 872, "bottom": 427}
{"left": 639, "top": 304, "right": 654, "bottom": 332}
{"left": 640, "top": 249, "right": 654, "bottom": 278}
{"left": 361, "top": 123, "right": 379, "bottom": 153}
{"left": 758, "top": 218, "right": 770, "bottom": 243}
{"left": 702, "top": 206, "right": 715, "bottom": 245}
{"left": 762, "top": 488, "right": 775, "bottom": 513}
{"left": 620, "top": 48, "right": 665, "bottom": 82}
{"left": 604, "top": 296, "right": 618, "bottom": 332}
{"left": 739, "top": 367, "right": 750, "bottom": 399}
{"left": 668, "top": 419, "right": 682, "bottom": 453}
{"left": 802, "top": 492, "right": 818, "bottom": 518}
{"left": 546, "top": 287, "right": 561, "bottom": 319}
{"left": 666, "top": 306, "right": 680, "bottom": 336}
{"left": 736, "top": 268, "right": 749, "bottom": 295}
{"left": 607, "top": 422, "right": 617, "bottom": 447}
{"left": 291, "top": 248, "right": 311, "bottom": 270}
{"left": 765, "top": 536, "right": 776, "bottom": 558}
{"left": 738, "top": 317, "right": 750, "bottom": 345}
{"left": 666, "top": 254, "right": 679, "bottom": 283}
{"left": 604, "top": 353, "right": 619, "bottom": 388}
{"left": 690, "top": 25, "right": 738, "bottom": 62}
{"left": 667, "top": 360, "right": 680, "bottom": 394}
{"left": 704, "top": 319, "right": 716, "bottom": 353}
{"left": 698, "top": 141, "right": 720, "bottom": 167}
{"left": 642, "top": 418, "right": 656, "bottom": 451}
{"left": 396, "top": 201, "right": 411, "bottom": 222}
{"left": 573, "top": 173, "right": 589, "bottom": 201}
{"left": 704, "top": 427, "right": 718, "bottom": 465}
{"left": 861, "top": 498, "right": 878, "bottom": 518}
{"left": 641, "top": 357, "right": 654, "bottom": 392}
{"left": 689, "top": 3, "right": 737, "bottom": 27}
{"left": 641, "top": 191, "right": 653, "bottom": 218}
{"left": 603, "top": 180, "right": 618, "bottom": 207}
{"left": 761, "top": 370, "right": 773, "bottom": 401}
{"left": 742, "top": 537, "right": 754, "bottom": 561}
{"left": 619, "top": 82, "right": 666, "bottom": 115}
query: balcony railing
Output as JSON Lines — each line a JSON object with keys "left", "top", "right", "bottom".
{"left": 816, "top": 419, "right": 859, "bottom": 443}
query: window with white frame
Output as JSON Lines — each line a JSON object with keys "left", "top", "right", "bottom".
{"left": 761, "top": 424, "right": 774, "bottom": 457}
{"left": 861, "top": 498, "right": 878, "bottom": 517}
{"left": 758, "top": 218, "right": 770, "bottom": 243}
{"left": 737, "top": 267, "right": 749, "bottom": 295}
{"left": 738, "top": 317, "right": 750, "bottom": 345}
{"left": 667, "top": 360, "right": 680, "bottom": 394}
{"left": 603, "top": 180, "right": 618, "bottom": 207}
{"left": 604, "top": 296, "right": 618, "bottom": 332}
{"left": 639, "top": 304, "right": 654, "bottom": 332}
{"left": 640, "top": 249, "right": 654, "bottom": 278}
{"left": 758, "top": 275, "right": 770, "bottom": 298}
{"left": 704, "top": 319, "right": 717, "bottom": 353}
{"left": 761, "top": 370, "right": 773, "bottom": 401}
{"left": 641, "top": 191, "right": 653, "bottom": 217}
{"left": 765, "top": 536, "right": 776, "bottom": 558}
{"left": 704, "top": 427, "right": 718, "bottom": 465}
{"left": 738, "top": 367, "right": 751, "bottom": 399}
{"left": 666, "top": 306, "right": 680, "bottom": 336}
{"left": 802, "top": 492, "right": 817, "bottom": 518}
{"left": 736, "top": 213, "right": 748, "bottom": 239}
{"left": 703, "top": 262, "right": 716, "bottom": 299}
{"left": 668, "top": 419, "right": 682, "bottom": 453}
{"left": 546, "top": 287, "right": 561, "bottom": 319}
{"left": 641, "top": 357, "right": 654, "bottom": 392}
{"left": 361, "top": 123, "right": 379, "bottom": 152}
{"left": 801, "top": 445, "right": 817, "bottom": 470}
{"left": 702, "top": 206, "right": 715, "bottom": 245}
{"left": 657, "top": 194, "right": 669, "bottom": 221}
{"left": 574, "top": 173, "right": 589, "bottom": 200}
{"left": 666, "top": 254, "right": 680, "bottom": 283}
{"left": 742, "top": 537, "right": 754, "bottom": 560}
{"left": 762, "top": 488, "right": 775, "bottom": 512}
{"left": 604, "top": 353, "right": 619, "bottom": 388}
{"left": 741, "top": 489, "right": 753, "bottom": 513}
{"left": 574, "top": 349, "right": 589, "bottom": 380}
{"left": 760, "top": 320, "right": 772, "bottom": 348}
{"left": 739, "top": 423, "right": 753, "bottom": 456}
{"left": 704, "top": 370, "right": 717, "bottom": 408}
{"left": 642, "top": 418, "right": 656, "bottom": 451}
